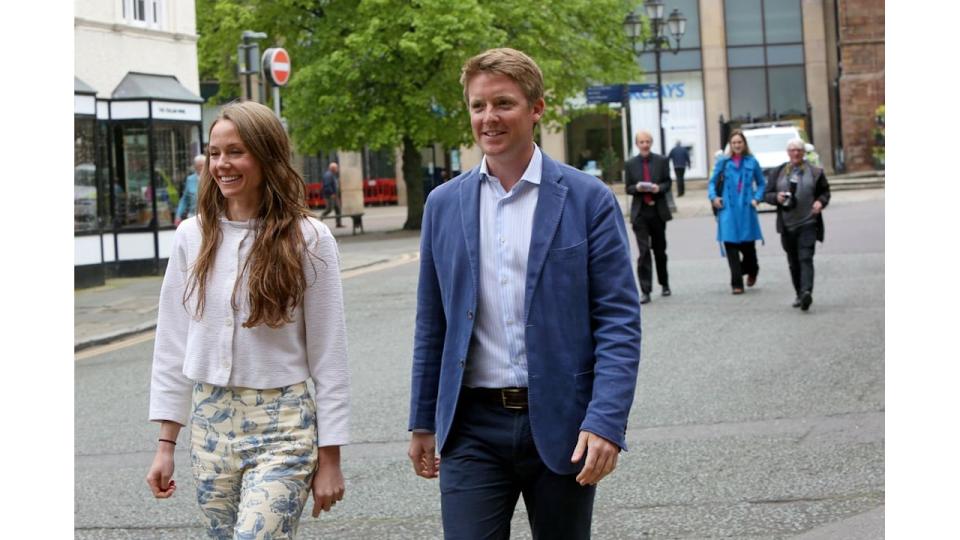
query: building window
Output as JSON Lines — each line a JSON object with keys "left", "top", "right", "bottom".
{"left": 123, "top": 0, "right": 163, "bottom": 29}
{"left": 724, "top": 0, "right": 806, "bottom": 121}
{"left": 75, "top": 118, "right": 98, "bottom": 232}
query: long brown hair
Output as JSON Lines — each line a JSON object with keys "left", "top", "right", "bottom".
{"left": 186, "top": 101, "right": 316, "bottom": 328}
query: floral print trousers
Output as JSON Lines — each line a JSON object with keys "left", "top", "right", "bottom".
{"left": 190, "top": 382, "right": 318, "bottom": 540}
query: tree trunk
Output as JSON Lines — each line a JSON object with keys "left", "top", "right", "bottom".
{"left": 402, "top": 136, "right": 424, "bottom": 230}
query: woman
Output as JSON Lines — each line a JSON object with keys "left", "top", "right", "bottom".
{"left": 145, "top": 101, "right": 349, "bottom": 539}
{"left": 708, "top": 129, "right": 766, "bottom": 294}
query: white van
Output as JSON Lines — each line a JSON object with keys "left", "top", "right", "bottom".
{"left": 720, "top": 122, "right": 819, "bottom": 178}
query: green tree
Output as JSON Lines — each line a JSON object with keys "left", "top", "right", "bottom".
{"left": 197, "top": 0, "right": 642, "bottom": 229}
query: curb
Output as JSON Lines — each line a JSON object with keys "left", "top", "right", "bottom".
{"left": 75, "top": 321, "right": 158, "bottom": 353}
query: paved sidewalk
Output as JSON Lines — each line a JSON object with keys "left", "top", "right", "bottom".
{"left": 75, "top": 206, "right": 411, "bottom": 350}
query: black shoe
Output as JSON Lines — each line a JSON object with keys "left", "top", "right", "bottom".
{"left": 800, "top": 291, "right": 812, "bottom": 311}
{"left": 792, "top": 297, "right": 802, "bottom": 308}
{"left": 661, "top": 287, "right": 671, "bottom": 297}
{"left": 640, "top": 293, "right": 651, "bottom": 304}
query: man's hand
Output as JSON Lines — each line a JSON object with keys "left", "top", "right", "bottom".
{"left": 776, "top": 192, "right": 787, "bottom": 204}
{"left": 570, "top": 431, "right": 620, "bottom": 486}
{"left": 811, "top": 200, "right": 823, "bottom": 214}
{"left": 652, "top": 183, "right": 660, "bottom": 193}
{"left": 408, "top": 432, "right": 439, "bottom": 479}
{"left": 712, "top": 197, "right": 723, "bottom": 209}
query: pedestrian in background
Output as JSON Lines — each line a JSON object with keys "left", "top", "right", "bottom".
{"left": 667, "top": 140, "right": 691, "bottom": 197}
{"left": 145, "top": 101, "right": 349, "bottom": 539}
{"left": 321, "top": 161, "right": 344, "bottom": 228}
{"left": 175, "top": 154, "right": 204, "bottom": 226}
{"left": 625, "top": 130, "right": 674, "bottom": 304}
{"left": 408, "top": 47, "right": 641, "bottom": 540}
{"left": 764, "top": 138, "right": 831, "bottom": 311}
{"left": 708, "top": 129, "right": 766, "bottom": 294}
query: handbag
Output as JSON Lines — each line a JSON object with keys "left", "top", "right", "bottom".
{"left": 711, "top": 161, "right": 726, "bottom": 216}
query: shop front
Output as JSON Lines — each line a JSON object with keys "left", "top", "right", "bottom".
{"left": 75, "top": 77, "right": 106, "bottom": 288}
{"left": 74, "top": 72, "right": 203, "bottom": 287}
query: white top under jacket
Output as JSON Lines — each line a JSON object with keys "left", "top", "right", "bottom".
{"left": 148, "top": 215, "right": 350, "bottom": 447}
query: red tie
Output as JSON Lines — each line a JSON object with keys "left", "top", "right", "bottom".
{"left": 642, "top": 159, "right": 653, "bottom": 205}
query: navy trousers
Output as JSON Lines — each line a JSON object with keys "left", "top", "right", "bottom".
{"left": 439, "top": 393, "right": 596, "bottom": 540}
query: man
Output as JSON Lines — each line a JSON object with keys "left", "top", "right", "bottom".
{"left": 408, "top": 48, "right": 641, "bottom": 540}
{"left": 624, "top": 131, "right": 673, "bottom": 304}
{"left": 667, "top": 140, "right": 691, "bottom": 196}
{"left": 175, "top": 154, "right": 204, "bottom": 226}
{"left": 764, "top": 138, "right": 831, "bottom": 311}
{"left": 321, "top": 162, "right": 343, "bottom": 228}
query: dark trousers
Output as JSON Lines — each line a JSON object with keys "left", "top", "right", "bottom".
{"left": 321, "top": 193, "right": 342, "bottom": 227}
{"left": 723, "top": 241, "right": 758, "bottom": 289}
{"left": 440, "top": 393, "right": 596, "bottom": 540}
{"left": 674, "top": 167, "right": 686, "bottom": 196}
{"left": 780, "top": 222, "right": 817, "bottom": 295}
{"left": 632, "top": 208, "right": 669, "bottom": 294}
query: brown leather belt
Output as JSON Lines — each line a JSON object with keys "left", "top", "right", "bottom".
{"left": 462, "top": 386, "right": 528, "bottom": 410}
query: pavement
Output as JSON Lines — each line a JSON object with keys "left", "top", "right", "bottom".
{"left": 75, "top": 172, "right": 884, "bottom": 351}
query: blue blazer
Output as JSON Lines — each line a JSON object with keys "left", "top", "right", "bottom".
{"left": 408, "top": 152, "right": 642, "bottom": 475}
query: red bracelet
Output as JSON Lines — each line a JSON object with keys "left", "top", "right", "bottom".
{"left": 158, "top": 438, "right": 177, "bottom": 446}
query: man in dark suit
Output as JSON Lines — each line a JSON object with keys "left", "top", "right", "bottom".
{"left": 667, "top": 140, "right": 691, "bottom": 196}
{"left": 408, "top": 48, "right": 642, "bottom": 540}
{"left": 320, "top": 162, "right": 343, "bottom": 228}
{"left": 625, "top": 130, "right": 673, "bottom": 304}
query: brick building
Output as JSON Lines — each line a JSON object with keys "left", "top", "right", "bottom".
{"left": 836, "top": 0, "right": 885, "bottom": 172}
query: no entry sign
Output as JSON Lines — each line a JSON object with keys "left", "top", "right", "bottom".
{"left": 262, "top": 48, "right": 291, "bottom": 87}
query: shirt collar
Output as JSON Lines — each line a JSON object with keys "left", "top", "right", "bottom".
{"left": 480, "top": 144, "right": 543, "bottom": 186}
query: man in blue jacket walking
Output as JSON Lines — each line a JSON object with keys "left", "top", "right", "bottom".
{"left": 408, "top": 48, "right": 642, "bottom": 540}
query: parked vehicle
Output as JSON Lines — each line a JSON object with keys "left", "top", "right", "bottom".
{"left": 722, "top": 122, "right": 819, "bottom": 178}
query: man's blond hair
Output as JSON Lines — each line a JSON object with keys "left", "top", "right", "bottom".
{"left": 460, "top": 47, "right": 544, "bottom": 105}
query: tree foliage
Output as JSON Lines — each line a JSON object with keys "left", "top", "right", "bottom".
{"left": 197, "top": 0, "right": 643, "bottom": 228}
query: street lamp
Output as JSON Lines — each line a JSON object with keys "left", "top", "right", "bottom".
{"left": 624, "top": 1, "right": 687, "bottom": 155}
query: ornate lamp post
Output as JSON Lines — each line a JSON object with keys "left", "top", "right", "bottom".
{"left": 624, "top": 1, "right": 687, "bottom": 155}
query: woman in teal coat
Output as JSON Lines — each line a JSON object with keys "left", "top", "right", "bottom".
{"left": 708, "top": 129, "right": 766, "bottom": 294}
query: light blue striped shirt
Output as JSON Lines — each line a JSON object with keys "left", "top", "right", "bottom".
{"left": 464, "top": 145, "right": 543, "bottom": 389}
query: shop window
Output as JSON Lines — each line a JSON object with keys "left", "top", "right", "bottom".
{"left": 114, "top": 126, "right": 152, "bottom": 228}
{"left": 75, "top": 118, "right": 98, "bottom": 232}
{"left": 153, "top": 124, "right": 202, "bottom": 228}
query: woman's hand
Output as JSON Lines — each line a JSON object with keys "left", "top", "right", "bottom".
{"left": 145, "top": 445, "right": 177, "bottom": 498}
{"left": 311, "top": 446, "right": 345, "bottom": 517}
{"left": 712, "top": 197, "right": 723, "bottom": 209}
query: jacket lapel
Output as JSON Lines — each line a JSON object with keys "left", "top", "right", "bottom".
{"left": 459, "top": 167, "right": 482, "bottom": 299}
{"left": 524, "top": 155, "right": 568, "bottom": 323}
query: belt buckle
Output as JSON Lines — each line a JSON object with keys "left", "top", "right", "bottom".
{"left": 501, "top": 388, "right": 525, "bottom": 410}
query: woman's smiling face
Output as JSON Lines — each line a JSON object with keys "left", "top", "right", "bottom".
{"left": 207, "top": 119, "right": 264, "bottom": 217}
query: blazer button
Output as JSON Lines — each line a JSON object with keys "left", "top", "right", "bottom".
{"left": 467, "top": 310, "right": 473, "bottom": 320}
{"left": 458, "top": 358, "right": 465, "bottom": 368}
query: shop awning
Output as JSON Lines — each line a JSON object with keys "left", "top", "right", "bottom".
{"left": 75, "top": 77, "right": 96, "bottom": 95}
{"left": 111, "top": 72, "right": 203, "bottom": 103}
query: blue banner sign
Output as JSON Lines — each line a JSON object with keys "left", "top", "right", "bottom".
{"left": 585, "top": 85, "right": 625, "bottom": 104}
